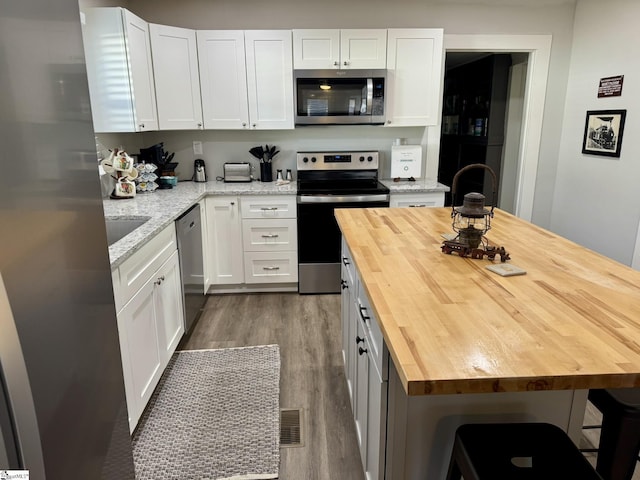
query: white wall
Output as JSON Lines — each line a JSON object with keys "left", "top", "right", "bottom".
{"left": 91, "top": 0, "right": 574, "bottom": 225}
{"left": 550, "top": 0, "right": 640, "bottom": 265}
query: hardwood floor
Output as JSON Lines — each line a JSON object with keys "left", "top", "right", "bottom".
{"left": 179, "top": 292, "right": 640, "bottom": 480}
{"left": 179, "top": 292, "right": 364, "bottom": 480}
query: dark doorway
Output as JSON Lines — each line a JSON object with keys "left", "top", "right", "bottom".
{"left": 437, "top": 53, "right": 512, "bottom": 206}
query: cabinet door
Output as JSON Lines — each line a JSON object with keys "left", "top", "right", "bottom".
{"left": 340, "top": 29, "right": 387, "bottom": 69}
{"left": 117, "top": 278, "right": 162, "bottom": 432}
{"left": 197, "top": 30, "right": 250, "bottom": 129}
{"left": 154, "top": 251, "right": 185, "bottom": 369}
{"left": 123, "top": 9, "right": 159, "bottom": 131}
{"left": 245, "top": 30, "right": 294, "bottom": 130}
{"left": 82, "top": 7, "right": 158, "bottom": 132}
{"left": 292, "top": 29, "right": 340, "bottom": 69}
{"left": 206, "top": 196, "right": 244, "bottom": 284}
{"left": 365, "top": 362, "right": 388, "bottom": 480}
{"left": 386, "top": 28, "right": 444, "bottom": 127}
{"left": 150, "top": 24, "right": 203, "bottom": 130}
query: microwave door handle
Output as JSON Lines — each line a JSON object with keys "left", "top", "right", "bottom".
{"left": 366, "top": 78, "right": 373, "bottom": 115}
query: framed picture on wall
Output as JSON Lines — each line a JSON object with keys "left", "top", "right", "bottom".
{"left": 582, "top": 109, "right": 626, "bottom": 157}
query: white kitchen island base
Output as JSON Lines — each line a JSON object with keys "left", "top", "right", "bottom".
{"left": 384, "top": 361, "right": 589, "bottom": 480}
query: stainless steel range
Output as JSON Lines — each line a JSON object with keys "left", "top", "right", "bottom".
{"left": 297, "top": 151, "right": 390, "bottom": 294}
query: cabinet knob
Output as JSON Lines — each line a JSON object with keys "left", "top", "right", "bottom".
{"left": 333, "top": 61, "right": 339, "bottom": 66}
{"left": 343, "top": 61, "right": 349, "bottom": 66}
{"left": 356, "top": 335, "right": 365, "bottom": 344}
{"left": 387, "top": 120, "right": 392, "bottom": 124}
{"left": 341, "top": 279, "right": 348, "bottom": 290}
{"left": 358, "top": 346, "right": 368, "bottom": 356}
{"left": 139, "top": 123, "right": 145, "bottom": 129}
{"left": 198, "top": 122, "right": 203, "bottom": 128}
{"left": 252, "top": 123, "right": 257, "bottom": 128}
{"left": 154, "top": 275, "right": 164, "bottom": 286}
{"left": 230, "top": 201, "right": 235, "bottom": 205}
{"left": 242, "top": 122, "right": 247, "bottom": 127}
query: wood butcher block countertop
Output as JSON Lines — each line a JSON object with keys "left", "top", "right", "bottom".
{"left": 335, "top": 207, "right": 640, "bottom": 396}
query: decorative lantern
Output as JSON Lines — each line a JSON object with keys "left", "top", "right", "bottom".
{"left": 441, "top": 164, "right": 510, "bottom": 262}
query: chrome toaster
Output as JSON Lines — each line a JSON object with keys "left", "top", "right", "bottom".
{"left": 223, "top": 162, "right": 252, "bottom": 183}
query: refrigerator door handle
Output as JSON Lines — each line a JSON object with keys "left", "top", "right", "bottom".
{"left": 0, "top": 273, "right": 46, "bottom": 477}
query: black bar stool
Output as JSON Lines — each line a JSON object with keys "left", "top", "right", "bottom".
{"left": 446, "top": 422, "right": 603, "bottom": 480}
{"left": 587, "top": 388, "right": 640, "bottom": 480}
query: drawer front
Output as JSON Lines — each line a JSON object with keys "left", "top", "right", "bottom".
{"left": 240, "top": 195, "right": 296, "bottom": 219}
{"left": 357, "top": 283, "right": 388, "bottom": 380}
{"left": 341, "top": 238, "right": 355, "bottom": 287}
{"left": 244, "top": 251, "right": 298, "bottom": 284}
{"left": 389, "top": 192, "right": 444, "bottom": 208}
{"left": 242, "top": 218, "right": 297, "bottom": 251}
{"left": 117, "top": 224, "right": 177, "bottom": 308}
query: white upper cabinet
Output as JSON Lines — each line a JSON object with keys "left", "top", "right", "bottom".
{"left": 150, "top": 24, "right": 203, "bottom": 130}
{"left": 81, "top": 7, "right": 158, "bottom": 132}
{"left": 293, "top": 29, "right": 387, "bottom": 69}
{"left": 244, "top": 30, "right": 295, "bottom": 130}
{"left": 385, "top": 28, "right": 444, "bottom": 127}
{"left": 197, "top": 30, "right": 250, "bottom": 129}
{"left": 293, "top": 29, "right": 340, "bottom": 69}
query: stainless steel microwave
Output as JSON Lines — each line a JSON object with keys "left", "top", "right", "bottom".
{"left": 293, "top": 69, "right": 386, "bottom": 125}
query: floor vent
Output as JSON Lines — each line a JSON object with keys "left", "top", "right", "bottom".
{"left": 280, "top": 408, "right": 304, "bottom": 448}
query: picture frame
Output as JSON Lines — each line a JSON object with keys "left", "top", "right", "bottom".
{"left": 582, "top": 109, "right": 626, "bottom": 157}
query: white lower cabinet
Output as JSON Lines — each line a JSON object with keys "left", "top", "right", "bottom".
{"left": 241, "top": 210, "right": 297, "bottom": 284}
{"left": 206, "top": 196, "right": 244, "bottom": 285}
{"left": 204, "top": 195, "right": 298, "bottom": 292}
{"left": 342, "top": 237, "right": 388, "bottom": 480}
{"left": 117, "top": 274, "right": 161, "bottom": 433}
{"left": 115, "top": 243, "right": 184, "bottom": 433}
{"left": 389, "top": 191, "right": 444, "bottom": 208}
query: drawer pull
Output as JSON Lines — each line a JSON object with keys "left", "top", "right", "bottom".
{"left": 342, "top": 256, "right": 350, "bottom": 266}
{"left": 408, "top": 204, "right": 427, "bottom": 208}
{"left": 358, "top": 305, "right": 370, "bottom": 323}
{"left": 358, "top": 347, "right": 368, "bottom": 356}
{"left": 262, "top": 266, "right": 280, "bottom": 271}
{"left": 260, "top": 207, "right": 279, "bottom": 211}
{"left": 261, "top": 234, "right": 279, "bottom": 238}
{"left": 356, "top": 335, "right": 365, "bottom": 344}
{"left": 341, "top": 279, "right": 348, "bottom": 290}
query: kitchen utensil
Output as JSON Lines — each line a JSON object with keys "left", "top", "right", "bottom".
{"left": 194, "top": 159, "right": 207, "bottom": 182}
{"left": 249, "top": 146, "right": 265, "bottom": 160}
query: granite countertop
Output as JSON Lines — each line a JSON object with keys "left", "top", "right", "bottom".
{"left": 104, "top": 180, "right": 296, "bottom": 269}
{"left": 105, "top": 178, "right": 448, "bottom": 269}
{"left": 381, "top": 178, "right": 450, "bottom": 192}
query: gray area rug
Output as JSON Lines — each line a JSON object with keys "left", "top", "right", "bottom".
{"left": 132, "top": 345, "right": 281, "bottom": 480}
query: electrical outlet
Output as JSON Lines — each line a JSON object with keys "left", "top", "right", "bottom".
{"left": 193, "top": 141, "right": 203, "bottom": 155}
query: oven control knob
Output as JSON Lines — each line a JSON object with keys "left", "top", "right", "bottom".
{"left": 359, "top": 156, "right": 365, "bottom": 162}
{"left": 367, "top": 156, "right": 373, "bottom": 162}
{"left": 302, "top": 157, "right": 309, "bottom": 163}
{"left": 311, "top": 157, "right": 317, "bottom": 163}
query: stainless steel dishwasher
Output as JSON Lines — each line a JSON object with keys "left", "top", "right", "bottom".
{"left": 176, "top": 204, "right": 206, "bottom": 333}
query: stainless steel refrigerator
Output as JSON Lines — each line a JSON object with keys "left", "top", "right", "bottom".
{"left": 0, "top": 0, "right": 136, "bottom": 478}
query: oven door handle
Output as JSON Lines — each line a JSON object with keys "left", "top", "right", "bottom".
{"left": 297, "top": 194, "right": 390, "bottom": 204}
